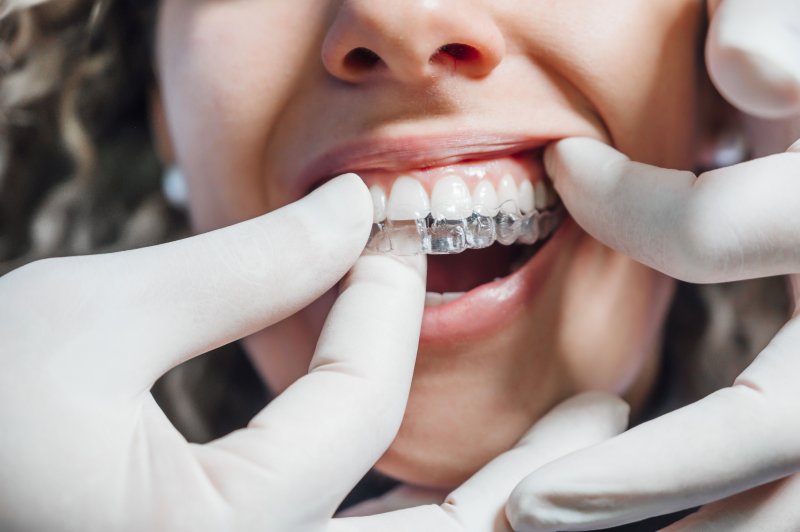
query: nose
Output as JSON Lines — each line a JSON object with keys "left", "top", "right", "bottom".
{"left": 322, "top": 0, "right": 506, "bottom": 84}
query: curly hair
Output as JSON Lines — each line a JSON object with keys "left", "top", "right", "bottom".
{"left": 0, "top": 0, "right": 183, "bottom": 272}
{"left": 0, "top": 0, "right": 792, "bottom": 443}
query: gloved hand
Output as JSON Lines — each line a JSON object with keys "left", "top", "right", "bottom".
{"left": 0, "top": 173, "right": 628, "bottom": 532}
{"left": 506, "top": 3, "right": 800, "bottom": 529}
{"left": 505, "top": 136, "right": 800, "bottom": 532}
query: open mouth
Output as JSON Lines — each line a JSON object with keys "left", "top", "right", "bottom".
{"left": 301, "top": 138, "right": 574, "bottom": 344}
{"left": 356, "top": 148, "right": 565, "bottom": 304}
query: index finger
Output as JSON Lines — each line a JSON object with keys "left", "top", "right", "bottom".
{"left": 506, "top": 316, "right": 800, "bottom": 531}
{"left": 198, "top": 253, "right": 427, "bottom": 521}
{"left": 545, "top": 137, "right": 800, "bottom": 283}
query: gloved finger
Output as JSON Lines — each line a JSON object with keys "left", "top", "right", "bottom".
{"left": 1, "top": 174, "right": 372, "bottom": 398}
{"left": 707, "top": 0, "right": 800, "bottom": 118}
{"left": 451, "top": 392, "right": 628, "bottom": 532}
{"left": 196, "top": 253, "right": 426, "bottom": 523}
{"left": 662, "top": 473, "right": 800, "bottom": 532}
{"left": 544, "top": 137, "right": 800, "bottom": 283}
{"left": 330, "top": 392, "right": 629, "bottom": 532}
{"left": 505, "top": 317, "right": 800, "bottom": 531}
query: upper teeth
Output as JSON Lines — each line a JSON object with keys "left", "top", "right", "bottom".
{"left": 370, "top": 185, "right": 387, "bottom": 222}
{"left": 431, "top": 175, "right": 472, "bottom": 219}
{"left": 370, "top": 175, "right": 557, "bottom": 223}
{"left": 518, "top": 180, "right": 535, "bottom": 214}
{"left": 472, "top": 180, "right": 499, "bottom": 217}
{"left": 386, "top": 177, "right": 431, "bottom": 221}
{"left": 497, "top": 174, "right": 519, "bottom": 214}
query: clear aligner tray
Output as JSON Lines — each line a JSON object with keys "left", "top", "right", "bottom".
{"left": 366, "top": 202, "right": 565, "bottom": 255}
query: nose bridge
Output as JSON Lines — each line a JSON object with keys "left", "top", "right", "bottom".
{"left": 322, "top": 0, "right": 505, "bottom": 84}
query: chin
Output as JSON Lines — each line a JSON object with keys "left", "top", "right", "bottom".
{"left": 373, "top": 226, "right": 672, "bottom": 488}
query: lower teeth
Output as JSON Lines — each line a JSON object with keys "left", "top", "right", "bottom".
{"left": 366, "top": 204, "right": 565, "bottom": 255}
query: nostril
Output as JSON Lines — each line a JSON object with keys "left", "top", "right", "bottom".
{"left": 343, "top": 47, "right": 382, "bottom": 71}
{"left": 435, "top": 43, "right": 481, "bottom": 62}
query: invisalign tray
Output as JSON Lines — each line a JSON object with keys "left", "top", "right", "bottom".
{"left": 366, "top": 200, "right": 565, "bottom": 255}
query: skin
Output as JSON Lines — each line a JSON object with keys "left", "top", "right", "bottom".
{"left": 154, "top": 0, "right": 710, "bottom": 488}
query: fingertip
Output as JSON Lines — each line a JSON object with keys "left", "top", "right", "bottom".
{"left": 306, "top": 172, "right": 373, "bottom": 249}
{"left": 709, "top": 45, "right": 800, "bottom": 119}
{"left": 505, "top": 482, "right": 559, "bottom": 532}
{"left": 550, "top": 391, "right": 630, "bottom": 437}
{"left": 342, "top": 253, "right": 427, "bottom": 303}
{"left": 568, "top": 391, "right": 631, "bottom": 429}
{"left": 707, "top": 1, "right": 800, "bottom": 118}
{"left": 544, "top": 138, "right": 627, "bottom": 191}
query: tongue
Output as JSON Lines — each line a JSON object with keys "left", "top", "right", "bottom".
{"left": 426, "top": 245, "right": 520, "bottom": 293}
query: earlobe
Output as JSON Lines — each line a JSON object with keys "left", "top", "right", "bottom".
{"left": 149, "top": 87, "right": 175, "bottom": 166}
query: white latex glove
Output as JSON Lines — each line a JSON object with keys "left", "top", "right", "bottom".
{"left": 0, "top": 174, "right": 426, "bottom": 531}
{"left": 0, "top": 173, "right": 629, "bottom": 532}
{"left": 706, "top": 0, "right": 800, "bottom": 119}
{"left": 505, "top": 9, "right": 800, "bottom": 527}
{"left": 332, "top": 392, "right": 629, "bottom": 532}
{"left": 504, "top": 132, "right": 800, "bottom": 530}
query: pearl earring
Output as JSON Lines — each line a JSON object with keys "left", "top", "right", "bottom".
{"left": 162, "top": 165, "right": 188, "bottom": 209}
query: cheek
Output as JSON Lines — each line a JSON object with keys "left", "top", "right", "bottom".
{"left": 521, "top": 0, "right": 704, "bottom": 168}
{"left": 156, "top": 0, "right": 327, "bottom": 232}
{"left": 557, "top": 237, "right": 676, "bottom": 394}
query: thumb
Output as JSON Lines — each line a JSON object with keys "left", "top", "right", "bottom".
{"left": 706, "top": 0, "right": 800, "bottom": 118}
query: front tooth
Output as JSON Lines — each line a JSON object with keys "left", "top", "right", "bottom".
{"left": 497, "top": 174, "right": 519, "bottom": 213}
{"left": 472, "top": 180, "right": 499, "bottom": 216}
{"left": 386, "top": 176, "right": 431, "bottom": 220}
{"left": 518, "top": 180, "right": 535, "bottom": 214}
{"left": 431, "top": 175, "right": 472, "bottom": 219}
{"left": 425, "top": 292, "right": 444, "bottom": 307}
{"left": 534, "top": 180, "right": 548, "bottom": 210}
{"left": 442, "top": 292, "right": 465, "bottom": 303}
{"left": 370, "top": 184, "right": 387, "bottom": 222}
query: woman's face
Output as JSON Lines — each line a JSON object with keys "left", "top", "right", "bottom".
{"left": 157, "top": 0, "right": 705, "bottom": 487}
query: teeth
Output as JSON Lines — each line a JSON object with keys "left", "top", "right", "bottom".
{"left": 497, "top": 174, "right": 519, "bottom": 214}
{"left": 431, "top": 175, "right": 472, "bottom": 219}
{"left": 534, "top": 180, "right": 548, "bottom": 211}
{"left": 424, "top": 291, "right": 466, "bottom": 307}
{"left": 471, "top": 180, "right": 499, "bottom": 216}
{"left": 386, "top": 176, "right": 431, "bottom": 220}
{"left": 425, "top": 292, "right": 444, "bottom": 307}
{"left": 370, "top": 185, "right": 387, "bottom": 223}
{"left": 518, "top": 180, "right": 535, "bottom": 214}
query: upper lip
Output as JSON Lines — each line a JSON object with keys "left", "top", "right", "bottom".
{"left": 294, "top": 133, "right": 550, "bottom": 194}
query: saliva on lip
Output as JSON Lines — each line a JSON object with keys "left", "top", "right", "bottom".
{"left": 366, "top": 201, "right": 565, "bottom": 255}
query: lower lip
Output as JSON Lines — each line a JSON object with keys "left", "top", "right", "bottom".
{"left": 419, "top": 217, "right": 579, "bottom": 346}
